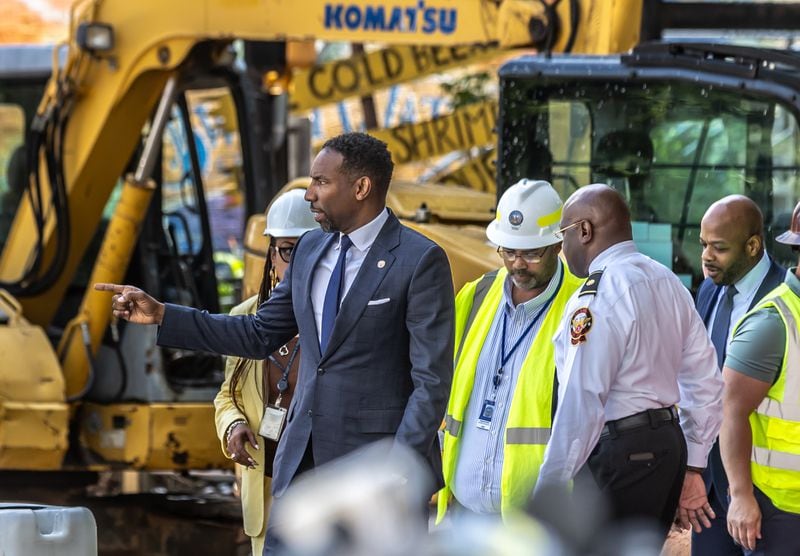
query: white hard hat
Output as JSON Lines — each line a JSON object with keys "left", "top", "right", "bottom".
{"left": 264, "top": 189, "right": 318, "bottom": 237}
{"left": 486, "top": 179, "right": 563, "bottom": 249}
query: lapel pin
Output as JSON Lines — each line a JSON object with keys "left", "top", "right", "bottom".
{"left": 377, "top": 260, "right": 386, "bottom": 269}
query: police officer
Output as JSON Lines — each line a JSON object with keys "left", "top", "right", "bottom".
{"left": 534, "top": 184, "right": 723, "bottom": 538}
{"left": 721, "top": 199, "right": 800, "bottom": 554}
{"left": 436, "top": 180, "right": 583, "bottom": 521}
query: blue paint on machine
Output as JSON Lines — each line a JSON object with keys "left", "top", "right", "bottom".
{"left": 324, "top": 3, "right": 457, "bottom": 34}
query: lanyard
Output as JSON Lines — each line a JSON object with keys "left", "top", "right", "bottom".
{"left": 267, "top": 341, "right": 300, "bottom": 406}
{"left": 491, "top": 270, "right": 562, "bottom": 393}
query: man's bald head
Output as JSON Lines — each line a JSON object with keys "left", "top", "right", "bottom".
{"left": 700, "top": 195, "right": 764, "bottom": 285}
{"left": 703, "top": 195, "right": 763, "bottom": 241}
{"left": 559, "top": 184, "right": 633, "bottom": 277}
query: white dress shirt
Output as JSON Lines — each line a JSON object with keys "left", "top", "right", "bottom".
{"left": 310, "top": 208, "right": 389, "bottom": 343}
{"left": 707, "top": 251, "right": 771, "bottom": 346}
{"left": 452, "top": 261, "right": 563, "bottom": 513}
{"left": 536, "top": 241, "right": 723, "bottom": 489}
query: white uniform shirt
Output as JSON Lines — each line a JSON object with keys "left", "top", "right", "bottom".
{"left": 311, "top": 208, "right": 389, "bottom": 343}
{"left": 536, "top": 241, "right": 723, "bottom": 489}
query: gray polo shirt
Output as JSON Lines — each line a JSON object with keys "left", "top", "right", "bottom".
{"left": 725, "top": 268, "right": 800, "bottom": 384}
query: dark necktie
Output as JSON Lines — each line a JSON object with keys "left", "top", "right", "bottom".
{"left": 710, "top": 284, "right": 738, "bottom": 369}
{"left": 320, "top": 234, "right": 352, "bottom": 352}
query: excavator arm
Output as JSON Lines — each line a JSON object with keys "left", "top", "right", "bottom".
{"left": 0, "top": 0, "right": 643, "bottom": 395}
{"left": 0, "top": 0, "right": 643, "bottom": 469}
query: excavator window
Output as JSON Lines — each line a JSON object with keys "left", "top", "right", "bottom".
{"left": 185, "top": 88, "right": 246, "bottom": 313}
{"left": 88, "top": 81, "right": 251, "bottom": 399}
{"left": 129, "top": 85, "right": 248, "bottom": 393}
{"left": 500, "top": 76, "right": 800, "bottom": 289}
{"left": 156, "top": 87, "right": 246, "bottom": 315}
{"left": 0, "top": 45, "right": 284, "bottom": 407}
{"left": 0, "top": 104, "right": 25, "bottom": 251}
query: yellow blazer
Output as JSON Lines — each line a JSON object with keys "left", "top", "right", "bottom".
{"left": 214, "top": 296, "right": 267, "bottom": 537}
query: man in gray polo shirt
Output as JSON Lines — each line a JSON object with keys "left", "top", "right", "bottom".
{"left": 720, "top": 199, "right": 800, "bottom": 555}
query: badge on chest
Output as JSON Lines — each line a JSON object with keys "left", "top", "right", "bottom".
{"left": 259, "top": 405, "right": 287, "bottom": 441}
{"left": 476, "top": 399, "right": 496, "bottom": 430}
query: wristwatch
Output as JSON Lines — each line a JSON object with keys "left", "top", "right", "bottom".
{"left": 687, "top": 465, "right": 705, "bottom": 474}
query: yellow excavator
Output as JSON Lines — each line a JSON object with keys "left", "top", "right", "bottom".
{"left": 0, "top": 0, "right": 643, "bottom": 474}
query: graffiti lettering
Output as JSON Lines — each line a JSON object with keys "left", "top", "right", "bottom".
{"left": 293, "top": 44, "right": 499, "bottom": 112}
{"left": 371, "top": 100, "right": 497, "bottom": 164}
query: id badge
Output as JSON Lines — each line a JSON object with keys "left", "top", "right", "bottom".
{"left": 476, "top": 399, "right": 495, "bottom": 430}
{"left": 259, "top": 405, "right": 287, "bottom": 441}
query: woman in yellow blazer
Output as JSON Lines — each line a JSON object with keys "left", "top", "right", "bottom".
{"left": 214, "top": 189, "right": 316, "bottom": 555}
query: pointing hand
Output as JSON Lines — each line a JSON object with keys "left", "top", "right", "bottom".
{"left": 94, "top": 283, "right": 165, "bottom": 325}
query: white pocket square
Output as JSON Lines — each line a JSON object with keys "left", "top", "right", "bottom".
{"left": 367, "top": 298, "right": 391, "bottom": 306}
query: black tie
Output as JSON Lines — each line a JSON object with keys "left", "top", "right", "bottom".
{"left": 320, "top": 235, "right": 352, "bottom": 352}
{"left": 710, "top": 285, "right": 738, "bottom": 369}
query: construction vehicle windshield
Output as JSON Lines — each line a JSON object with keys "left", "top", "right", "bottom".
{"left": 500, "top": 75, "right": 800, "bottom": 288}
{"left": 0, "top": 83, "right": 37, "bottom": 254}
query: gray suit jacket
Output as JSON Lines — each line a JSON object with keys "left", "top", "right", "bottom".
{"left": 157, "top": 212, "right": 454, "bottom": 497}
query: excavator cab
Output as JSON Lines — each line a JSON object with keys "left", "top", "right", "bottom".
{"left": 65, "top": 49, "right": 283, "bottom": 406}
{"left": 498, "top": 43, "right": 800, "bottom": 288}
{"left": 0, "top": 41, "right": 293, "bottom": 469}
{"left": 0, "top": 46, "right": 54, "bottom": 254}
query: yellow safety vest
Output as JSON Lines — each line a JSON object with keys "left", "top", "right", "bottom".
{"left": 437, "top": 265, "right": 582, "bottom": 522}
{"left": 742, "top": 284, "right": 800, "bottom": 514}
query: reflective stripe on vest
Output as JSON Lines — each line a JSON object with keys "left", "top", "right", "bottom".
{"left": 752, "top": 446, "right": 800, "bottom": 472}
{"left": 757, "top": 397, "right": 800, "bottom": 421}
{"left": 754, "top": 297, "right": 800, "bottom": 423}
{"left": 444, "top": 419, "right": 550, "bottom": 445}
{"left": 745, "top": 286, "right": 800, "bottom": 514}
{"left": 444, "top": 414, "right": 461, "bottom": 437}
{"left": 506, "top": 427, "right": 551, "bottom": 445}
{"left": 771, "top": 297, "right": 800, "bottom": 398}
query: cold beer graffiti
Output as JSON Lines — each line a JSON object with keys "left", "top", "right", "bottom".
{"left": 292, "top": 43, "right": 500, "bottom": 111}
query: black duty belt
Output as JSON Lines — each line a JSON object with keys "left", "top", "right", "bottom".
{"left": 599, "top": 406, "right": 678, "bottom": 440}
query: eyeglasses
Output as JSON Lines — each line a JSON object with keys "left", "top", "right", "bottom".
{"left": 553, "top": 220, "right": 585, "bottom": 240}
{"left": 273, "top": 244, "right": 295, "bottom": 263}
{"left": 497, "top": 246, "right": 549, "bottom": 264}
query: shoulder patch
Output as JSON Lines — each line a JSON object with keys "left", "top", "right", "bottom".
{"left": 570, "top": 307, "right": 593, "bottom": 345}
{"left": 579, "top": 270, "right": 604, "bottom": 297}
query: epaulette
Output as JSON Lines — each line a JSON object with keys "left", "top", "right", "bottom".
{"left": 579, "top": 270, "right": 604, "bottom": 297}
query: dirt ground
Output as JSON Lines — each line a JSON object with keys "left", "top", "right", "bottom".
{"left": 662, "top": 527, "right": 691, "bottom": 556}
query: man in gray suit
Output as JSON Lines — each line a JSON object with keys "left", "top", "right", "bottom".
{"left": 96, "top": 132, "right": 455, "bottom": 552}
